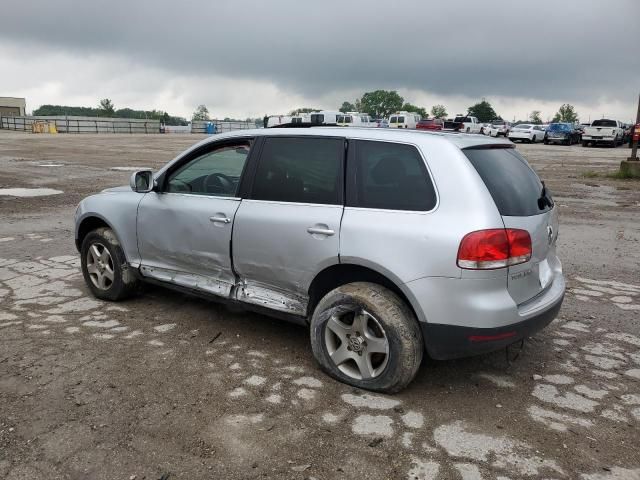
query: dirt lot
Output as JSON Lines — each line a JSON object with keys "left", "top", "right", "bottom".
{"left": 1, "top": 131, "right": 639, "bottom": 480}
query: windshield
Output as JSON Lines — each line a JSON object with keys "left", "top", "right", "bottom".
{"left": 548, "top": 123, "right": 570, "bottom": 131}
{"left": 592, "top": 119, "right": 617, "bottom": 127}
{"left": 492, "top": 121, "right": 505, "bottom": 126}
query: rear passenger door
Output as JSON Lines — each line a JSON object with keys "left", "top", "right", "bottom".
{"left": 340, "top": 140, "right": 442, "bottom": 283}
{"left": 232, "top": 136, "right": 345, "bottom": 316}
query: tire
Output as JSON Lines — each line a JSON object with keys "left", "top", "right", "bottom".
{"left": 81, "top": 227, "right": 139, "bottom": 301}
{"left": 532, "top": 135, "right": 537, "bottom": 144}
{"left": 310, "top": 282, "right": 423, "bottom": 393}
{"left": 544, "top": 138, "right": 549, "bottom": 145}
{"left": 582, "top": 141, "right": 589, "bottom": 147}
{"left": 466, "top": 127, "right": 470, "bottom": 133}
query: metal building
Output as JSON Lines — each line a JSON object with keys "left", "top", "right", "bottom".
{"left": 0, "top": 97, "right": 26, "bottom": 116}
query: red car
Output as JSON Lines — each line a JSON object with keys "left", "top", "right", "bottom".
{"left": 416, "top": 118, "right": 443, "bottom": 131}
{"left": 629, "top": 123, "right": 640, "bottom": 148}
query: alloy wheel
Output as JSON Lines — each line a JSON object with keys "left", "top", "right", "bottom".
{"left": 324, "top": 308, "right": 389, "bottom": 380}
{"left": 86, "top": 242, "right": 115, "bottom": 290}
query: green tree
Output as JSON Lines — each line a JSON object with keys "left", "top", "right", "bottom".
{"left": 529, "top": 110, "right": 542, "bottom": 124}
{"left": 430, "top": 104, "right": 447, "bottom": 119}
{"left": 467, "top": 100, "right": 498, "bottom": 123}
{"left": 339, "top": 101, "right": 355, "bottom": 113}
{"left": 192, "top": 104, "right": 210, "bottom": 121}
{"left": 98, "top": 98, "right": 115, "bottom": 116}
{"left": 360, "top": 90, "right": 404, "bottom": 118}
{"left": 552, "top": 104, "right": 579, "bottom": 123}
{"left": 289, "top": 107, "right": 319, "bottom": 115}
{"left": 401, "top": 102, "right": 427, "bottom": 119}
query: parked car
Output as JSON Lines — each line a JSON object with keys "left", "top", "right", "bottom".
{"left": 443, "top": 115, "right": 482, "bottom": 134}
{"left": 416, "top": 118, "right": 443, "bottom": 131}
{"left": 389, "top": 112, "right": 421, "bottom": 129}
{"left": 75, "top": 128, "right": 564, "bottom": 393}
{"left": 582, "top": 119, "right": 625, "bottom": 147}
{"left": 629, "top": 123, "right": 640, "bottom": 148}
{"left": 543, "top": 123, "right": 581, "bottom": 145}
{"left": 487, "top": 120, "right": 511, "bottom": 137}
{"left": 508, "top": 124, "right": 546, "bottom": 143}
{"left": 373, "top": 118, "right": 389, "bottom": 128}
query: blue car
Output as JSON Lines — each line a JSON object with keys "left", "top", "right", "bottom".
{"left": 544, "top": 123, "right": 581, "bottom": 145}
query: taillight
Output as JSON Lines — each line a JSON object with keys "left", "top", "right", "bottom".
{"left": 457, "top": 229, "right": 532, "bottom": 270}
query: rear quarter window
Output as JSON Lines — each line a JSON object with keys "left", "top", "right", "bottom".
{"left": 463, "top": 147, "right": 552, "bottom": 217}
{"left": 349, "top": 140, "right": 437, "bottom": 211}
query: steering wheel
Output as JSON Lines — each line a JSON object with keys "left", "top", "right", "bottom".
{"left": 203, "top": 173, "right": 233, "bottom": 194}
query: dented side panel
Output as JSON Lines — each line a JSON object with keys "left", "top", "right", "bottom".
{"left": 137, "top": 192, "right": 240, "bottom": 294}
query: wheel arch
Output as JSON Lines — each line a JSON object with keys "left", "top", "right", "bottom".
{"left": 306, "top": 263, "right": 425, "bottom": 324}
{"left": 75, "top": 214, "right": 124, "bottom": 257}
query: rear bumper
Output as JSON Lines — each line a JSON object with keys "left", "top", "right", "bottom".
{"left": 421, "top": 293, "right": 563, "bottom": 359}
{"left": 406, "top": 274, "right": 565, "bottom": 360}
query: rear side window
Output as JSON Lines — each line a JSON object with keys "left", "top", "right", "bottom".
{"left": 464, "top": 147, "right": 552, "bottom": 216}
{"left": 350, "top": 140, "right": 437, "bottom": 211}
{"left": 591, "top": 119, "right": 617, "bottom": 127}
{"left": 251, "top": 137, "right": 343, "bottom": 205}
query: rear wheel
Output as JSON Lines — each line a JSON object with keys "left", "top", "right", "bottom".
{"left": 310, "top": 282, "right": 423, "bottom": 393}
{"left": 81, "top": 228, "right": 139, "bottom": 301}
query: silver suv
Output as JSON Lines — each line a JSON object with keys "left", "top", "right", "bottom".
{"left": 75, "top": 128, "right": 565, "bottom": 392}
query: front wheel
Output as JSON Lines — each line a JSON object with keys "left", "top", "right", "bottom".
{"left": 310, "top": 282, "right": 423, "bottom": 393}
{"left": 81, "top": 227, "right": 140, "bottom": 301}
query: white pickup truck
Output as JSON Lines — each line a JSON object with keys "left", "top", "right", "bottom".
{"left": 582, "top": 119, "right": 625, "bottom": 147}
{"left": 443, "top": 115, "right": 482, "bottom": 134}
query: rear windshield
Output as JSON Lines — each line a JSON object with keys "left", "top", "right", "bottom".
{"left": 548, "top": 123, "right": 570, "bottom": 131}
{"left": 463, "top": 147, "right": 553, "bottom": 216}
{"left": 591, "top": 119, "right": 617, "bottom": 127}
{"left": 311, "top": 114, "right": 324, "bottom": 124}
{"left": 454, "top": 116, "right": 469, "bottom": 123}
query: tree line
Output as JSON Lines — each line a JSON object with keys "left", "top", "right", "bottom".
{"left": 33, "top": 99, "right": 189, "bottom": 126}
{"left": 332, "top": 90, "right": 580, "bottom": 124}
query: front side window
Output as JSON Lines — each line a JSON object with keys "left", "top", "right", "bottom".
{"left": 166, "top": 141, "right": 250, "bottom": 196}
{"left": 251, "top": 137, "right": 343, "bottom": 205}
{"left": 351, "top": 140, "right": 437, "bottom": 211}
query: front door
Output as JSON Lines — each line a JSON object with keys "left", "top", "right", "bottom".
{"left": 137, "top": 139, "right": 252, "bottom": 297}
{"left": 232, "top": 136, "right": 345, "bottom": 315}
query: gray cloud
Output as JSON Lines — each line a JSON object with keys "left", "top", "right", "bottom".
{"left": 0, "top": 0, "right": 638, "bottom": 118}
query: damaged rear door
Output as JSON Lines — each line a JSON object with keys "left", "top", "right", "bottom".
{"left": 232, "top": 136, "right": 345, "bottom": 316}
{"left": 137, "top": 138, "right": 253, "bottom": 297}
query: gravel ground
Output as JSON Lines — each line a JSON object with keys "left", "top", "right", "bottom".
{"left": 1, "top": 131, "right": 639, "bottom": 480}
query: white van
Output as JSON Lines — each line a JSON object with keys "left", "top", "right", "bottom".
{"left": 336, "top": 112, "right": 375, "bottom": 127}
{"left": 290, "top": 113, "right": 311, "bottom": 124}
{"left": 310, "top": 111, "right": 340, "bottom": 125}
{"left": 389, "top": 111, "right": 421, "bottom": 129}
{"left": 267, "top": 115, "right": 292, "bottom": 128}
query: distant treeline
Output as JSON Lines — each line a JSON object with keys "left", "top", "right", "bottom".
{"left": 32, "top": 105, "right": 189, "bottom": 126}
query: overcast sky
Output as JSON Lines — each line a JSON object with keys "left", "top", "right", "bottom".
{"left": 1, "top": 0, "right": 638, "bottom": 122}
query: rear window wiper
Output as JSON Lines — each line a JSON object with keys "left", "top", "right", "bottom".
{"left": 537, "top": 181, "right": 553, "bottom": 210}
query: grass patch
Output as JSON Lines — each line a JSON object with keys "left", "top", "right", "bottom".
{"left": 581, "top": 170, "right": 600, "bottom": 178}
{"left": 606, "top": 170, "right": 640, "bottom": 180}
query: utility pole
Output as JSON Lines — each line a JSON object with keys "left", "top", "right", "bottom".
{"left": 620, "top": 93, "right": 640, "bottom": 177}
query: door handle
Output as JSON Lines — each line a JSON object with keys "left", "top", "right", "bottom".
{"left": 307, "top": 227, "right": 335, "bottom": 236}
{"left": 210, "top": 216, "right": 230, "bottom": 224}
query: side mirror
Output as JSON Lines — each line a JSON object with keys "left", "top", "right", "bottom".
{"left": 130, "top": 170, "right": 154, "bottom": 193}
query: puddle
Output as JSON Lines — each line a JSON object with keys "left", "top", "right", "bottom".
{"left": 0, "top": 188, "right": 64, "bottom": 197}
